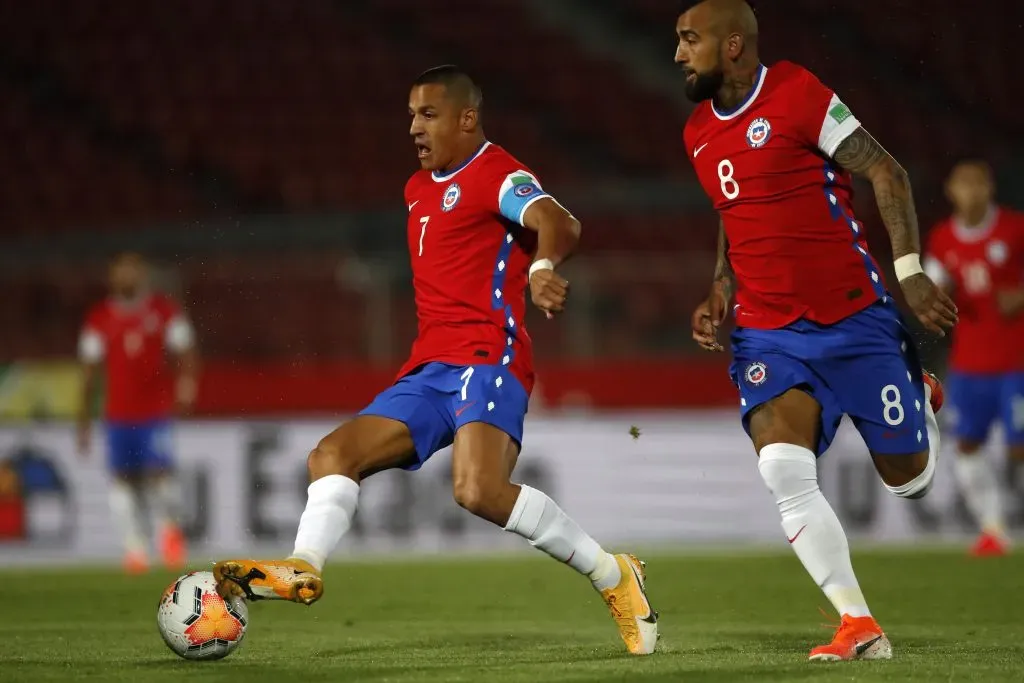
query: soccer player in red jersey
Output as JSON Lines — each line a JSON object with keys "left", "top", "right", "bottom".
{"left": 213, "top": 66, "right": 658, "bottom": 655}
{"left": 78, "top": 252, "right": 198, "bottom": 573}
{"left": 924, "top": 160, "right": 1024, "bottom": 557}
{"left": 676, "top": 0, "right": 957, "bottom": 661}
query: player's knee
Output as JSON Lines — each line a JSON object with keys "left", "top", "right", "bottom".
{"left": 877, "top": 451, "right": 934, "bottom": 499}
{"left": 307, "top": 436, "right": 358, "bottom": 481}
{"left": 451, "top": 472, "right": 507, "bottom": 522}
{"left": 452, "top": 478, "right": 485, "bottom": 515}
{"left": 757, "top": 443, "right": 818, "bottom": 502}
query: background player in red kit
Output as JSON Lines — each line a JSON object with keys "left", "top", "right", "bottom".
{"left": 676, "top": 0, "right": 956, "bottom": 662}
{"left": 78, "top": 252, "right": 198, "bottom": 573}
{"left": 924, "top": 160, "right": 1024, "bottom": 557}
{"left": 213, "top": 66, "right": 658, "bottom": 656}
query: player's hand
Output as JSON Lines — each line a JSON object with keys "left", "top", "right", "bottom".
{"left": 692, "top": 281, "right": 729, "bottom": 352}
{"left": 900, "top": 273, "right": 958, "bottom": 336}
{"left": 530, "top": 267, "right": 569, "bottom": 319}
{"left": 76, "top": 420, "right": 91, "bottom": 457}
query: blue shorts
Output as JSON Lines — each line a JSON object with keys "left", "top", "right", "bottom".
{"left": 729, "top": 299, "right": 929, "bottom": 456}
{"left": 105, "top": 420, "right": 174, "bottom": 474}
{"left": 358, "top": 362, "right": 530, "bottom": 470}
{"left": 947, "top": 372, "right": 1024, "bottom": 445}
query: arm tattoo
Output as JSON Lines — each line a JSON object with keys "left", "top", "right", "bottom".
{"left": 714, "top": 219, "right": 734, "bottom": 299}
{"left": 833, "top": 128, "right": 920, "bottom": 259}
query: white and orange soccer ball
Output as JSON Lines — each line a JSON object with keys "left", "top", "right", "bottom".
{"left": 157, "top": 571, "right": 249, "bottom": 660}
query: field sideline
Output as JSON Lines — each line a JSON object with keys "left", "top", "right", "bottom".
{"left": 1, "top": 548, "right": 1021, "bottom": 682}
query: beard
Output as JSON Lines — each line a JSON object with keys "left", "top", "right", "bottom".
{"left": 684, "top": 67, "right": 724, "bottom": 103}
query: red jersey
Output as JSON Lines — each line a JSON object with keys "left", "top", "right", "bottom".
{"left": 924, "top": 207, "right": 1024, "bottom": 373}
{"left": 400, "top": 142, "right": 547, "bottom": 393}
{"left": 685, "top": 61, "right": 885, "bottom": 329}
{"left": 79, "top": 293, "right": 195, "bottom": 422}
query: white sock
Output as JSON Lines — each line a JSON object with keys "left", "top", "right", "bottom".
{"left": 147, "top": 475, "right": 182, "bottom": 530}
{"left": 109, "top": 480, "right": 146, "bottom": 555}
{"left": 504, "top": 485, "right": 621, "bottom": 590}
{"left": 759, "top": 444, "right": 871, "bottom": 619}
{"left": 290, "top": 474, "right": 360, "bottom": 572}
{"left": 955, "top": 454, "right": 1004, "bottom": 535}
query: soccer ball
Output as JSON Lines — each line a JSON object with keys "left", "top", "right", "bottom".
{"left": 157, "top": 571, "right": 249, "bottom": 660}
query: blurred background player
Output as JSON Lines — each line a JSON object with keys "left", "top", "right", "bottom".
{"left": 213, "top": 66, "right": 658, "bottom": 656}
{"left": 924, "top": 160, "right": 1024, "bottom": 556}
{"left": 78, "top": 252, "right": 198, "bottom": 573}
{"left": 676, "top": 0, "right": 956, "bottom": 662}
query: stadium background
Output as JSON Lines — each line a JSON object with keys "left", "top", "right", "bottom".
{"left": 1, "top": 0, "right": 1022, "bottom": 563}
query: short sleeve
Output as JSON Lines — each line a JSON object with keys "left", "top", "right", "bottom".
{"left": 78, "top": 328, "right": 105, "bottom": 362}
{"left": 496, "top": 169, "right": 550, "bottom": 226}
{"left": 792, "top": 67, "right": 862, "bottom": 158}
{"left": 78, "top": 307, "right": 106, "bottom": 362}
{"left": 165, "top": 315, "right": 195, "bottom": 353}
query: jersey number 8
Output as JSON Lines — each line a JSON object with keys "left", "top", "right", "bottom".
{"left": 881, "top": 384, "right": 905, "bottom": 427}
{"left": 718, "top": 159, "right": 740, "bottom": 200}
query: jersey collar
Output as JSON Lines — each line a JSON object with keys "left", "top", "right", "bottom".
{"left": 712, "top": 64, "right": 767, "bottom": 121}
{"left": 952, "top": 204, "right": 999, "bottom": 242}
{"left": 431, "top": 141, "right": 491, "bottom": 183}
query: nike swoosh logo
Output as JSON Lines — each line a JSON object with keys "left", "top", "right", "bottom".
{"left": 627, "top": 562, "right": 658, "bottom": 624}
{"left": 694, "top": 142, "right": 709, "bottom": 157}
{"left": 408, "top": 200, "right": 419, "bottom": 212}
{"left": 455, "top": 401, "right": 475, "bottom": 417}
{"left": 787, "top": 525, "right": 808, "bottom": 544}
{"left": 855, "top": 635, "right": 883, "bottom": 656}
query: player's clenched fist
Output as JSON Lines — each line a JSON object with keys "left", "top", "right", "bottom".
{"left": 899, "top": 272, "right": 958, "bottom": 337}
{"left": 691, "top": 281, "right": 729, "bottom": 352}
{"left": 529, "top": 265, "right": 569, "bottom": 319}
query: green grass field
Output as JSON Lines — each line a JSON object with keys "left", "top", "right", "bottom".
{"left": 1, "top": 549, "right": 1021, "bottom": 682}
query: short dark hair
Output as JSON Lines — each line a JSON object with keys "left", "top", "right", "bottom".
{"left": 678, "top": 0, "right": 758, "bottom": 15}
{"left": 948, "top": 157, "right": 992, "bottom": 174}
{"left": 412, "top": 65, "right": 483, "bottom": 110}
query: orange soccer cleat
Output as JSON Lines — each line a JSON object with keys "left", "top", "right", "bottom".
{"left": 809, "top": 614, "right": 892, "bottom": 662}
{"left": 213, "top": 558, "right": 323, "bottom": 605}
{"left": 598, "top": 554, "right": 659, "bottom": 655}
{"left": 123, "top": 550, "right": 149, "bottom": 575}
{"left": 160, "top": 524, "right": 188, "bottom": 570}
{"left": 922, "top": 370, "right": 944, "bottom": 414}
{"left": 970, "top": 530, "right": 1009, "bottom": 557}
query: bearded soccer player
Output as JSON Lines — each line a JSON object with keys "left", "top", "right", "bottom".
{"left": 924, "top": 160, "right": 1024, "bottom": 557}
{"left": 78, "top": 252, "right": 197, "bottom": 573}
{"left": 213, "top": 66, "right": 658, "bottom": 656}
{"left": 676, "top": 0, "right": 957, "bottom": 661}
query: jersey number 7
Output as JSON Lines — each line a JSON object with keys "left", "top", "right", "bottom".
{"left": 418, "top": 216, "right": 429, "bottom": 256}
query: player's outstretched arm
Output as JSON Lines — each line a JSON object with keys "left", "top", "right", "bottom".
{"left": 521, "top": 197, "right": 581, "bottom": 318}
{"left": 833, "top": 129, "right": 958, "bottom": 336}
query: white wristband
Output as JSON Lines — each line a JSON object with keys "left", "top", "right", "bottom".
{"left": 529, "top": 258, "right": 555, "bottom": 278}
{"left": 893, "top": 253, "right": 924, "bottom": 282}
